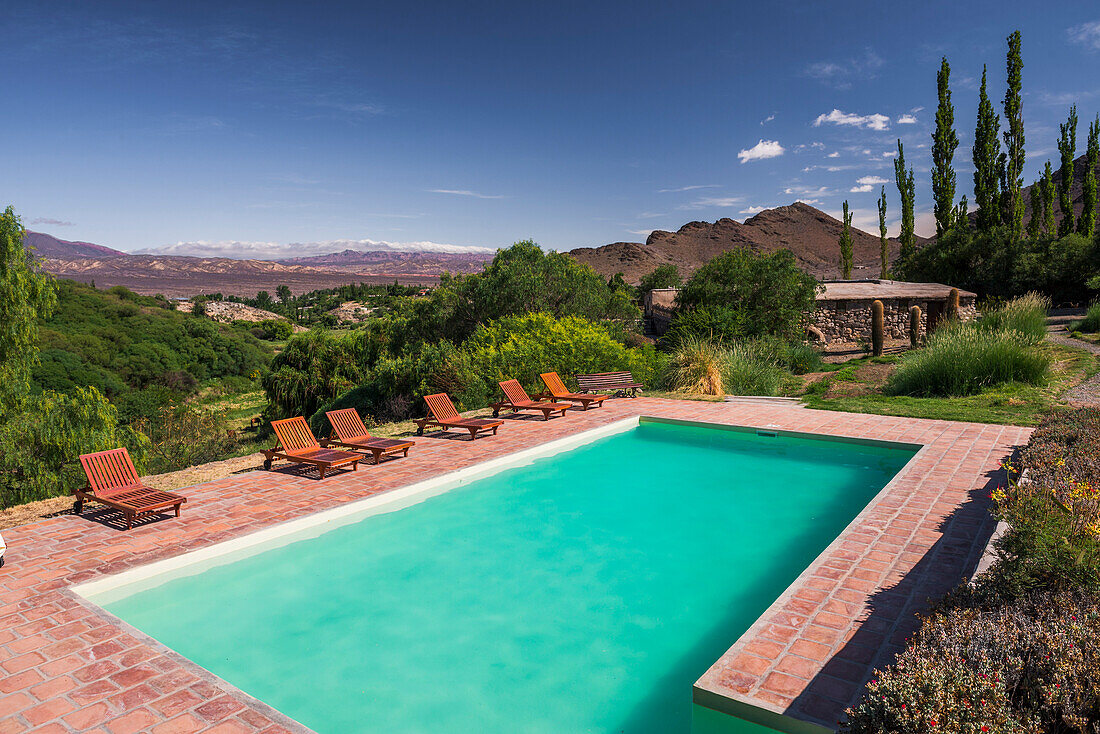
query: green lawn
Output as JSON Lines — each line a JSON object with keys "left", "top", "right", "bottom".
{"left": 800, "top": 344, "right": 1100, "bottom": 426}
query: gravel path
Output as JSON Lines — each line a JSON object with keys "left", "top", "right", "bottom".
{"left": 1048, "top": 317, "right": 1100, "bottom": 406}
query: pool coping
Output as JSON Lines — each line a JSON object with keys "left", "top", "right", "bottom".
{"left": 0, "top": 399, "right": 1028, "bottom": 733}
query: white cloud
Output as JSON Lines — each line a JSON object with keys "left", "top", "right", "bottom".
{"left": 882, "top": 150, "right": 897, "bottom": 158}
{"left": 797, "top": 199, "right": 822, "bottom": 206}
{"left": 738, "top": 139, "right": 785, "bottom": 163}
{"left": 1068, "top": 20, "right": 1100, "bottom": 50}
{"left": 813, "top": 109, "right": 891, "bottom": 131}
{"left": 740, "top": 205, "right": 768, "bottom": 215}
{"left": 803, "top": 49, "right": 884, "bottom": 89}
{"left": 138, "top": 238, "right": 494, "bottom": 259}
{"left": 427, "top": 189, "right": 504, "bottom": 199}
{"left": 626, "top": 229, "right": 655, "bottom": 236}
{"left": 30, "top": 217, "right": 75, "bottom": 227}
{"left": 897, "top": 114, "right": 918, "bottom": 124}
{"left": 656, "top": 184, "right": 717, "bottom": 193}
{"left": 760, "top": 113, "right": 776, "bottom": 125}
{"left": 849, "top": 175, "right": 890, "bottom": 193}
{"left": 827, "top": 151, "right": 840, "bottom": 158}
{"left": 783, "top": 185, "right": 832, "bottom": 197}
{"left": 677, "top": 196, "right": 744, "bottom": 210}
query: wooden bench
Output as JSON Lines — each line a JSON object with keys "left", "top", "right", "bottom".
{"left": 575, "top": 371, "right": 644, "bottom": 398}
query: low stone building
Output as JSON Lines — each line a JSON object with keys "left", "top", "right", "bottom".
{"left": 642, "top": 280, "right": 977, "bottom": 344}
{"left": 814, "top": 280, "right": 977, "bottom": 343}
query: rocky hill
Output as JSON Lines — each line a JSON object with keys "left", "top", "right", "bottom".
{"left": 278, "top": 248, "right": 492, "bottom": 272}
{"left": 1014, "top": 152, "right": 1099, "bottom": 231}
{"left": 24, "top": 231, "right": 126, "bottom": 259}
{"left": 569, "top": 202, "right": 903, "bottom": 282}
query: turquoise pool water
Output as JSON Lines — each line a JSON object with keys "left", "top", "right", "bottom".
{"left": 98, "top": 420, "right": 915, "bottom": 733}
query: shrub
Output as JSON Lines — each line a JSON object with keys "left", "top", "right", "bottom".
{"left": 1071, "top": 303, "right": 1100, "bottom": 333}
{"left": 637, "top": 264, "right": 681, "bottom": 299}
{"left": 887, "top": 322, "right": 1050, "bottom": 397}
{"left": 843, "top": 590, "right": 1100, "bottom": 734}
{"left": 0, "top": 386, "right": 150, "bottom": 507}
{"left": 262, "top": 329, "right": 372, "bottom": 420}
{"left": 982, "top": 408, "right": 1100, "bottom": 597}
{"left": 134, "top": 401, "right": 237, "bottom": 475}
{"left": 462, "top": 312, "right": 663, "bottom": 397}
{"left": 250, "top": 319, "right": 295, "bottom": 341}
{"left": 979, "top": 292, "right": 1050, "bottom": 343}
{"left": 670, "top": 248, "right": 820, "bottom": 343}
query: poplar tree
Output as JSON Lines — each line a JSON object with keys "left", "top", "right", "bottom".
{"left": 1079, "top": 115, "right": 1099, "bottom": 238}
{"left": 973, "top": 66, "right": 1002, "bottom": 232}
{"left": 839, "top": 200, "right": 854, "bottom": 280}
{"left": 1001, "top": 31, "right": 1025, "bottom": 236}
{"left": 932, "top": 57, "right": 958, "bottom": 237}
{"left": 1041, "top": 161, "right": 1057, "bottom": 236}
{"left": 894, "top": 140, "right": 916, "bottom": 262}
{"left": 1027, "top": 181, "right": 1042, "bottom": 238}
{"left": 878, "top": 187, "right": 889, "bottom": 279}
{"left": 1057, "top": 105, "right": 1077, "bottom": 237}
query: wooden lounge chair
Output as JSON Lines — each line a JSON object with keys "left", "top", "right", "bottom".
{"left": 536, "top": 372, "right": 608, "bottom": 410}
{"left": 262, "top": 417, "right": 361, "bottom": 479}
{"left": 414, "top": 393, "right": 504, "bottom": 439}
{"left": 321, "top": 408, "right": 415, "bottom": 464}
{"left": 77, "top": 448, "right": 186, "bottom": 530}
{"left": 576, "top": 370, "right": 644, "bottom": 398}
{"left": 490, "top": 380, "right": 571, "bottom": 420}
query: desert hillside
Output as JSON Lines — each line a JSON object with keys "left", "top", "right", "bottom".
{"left": 570, "top": 202, "right": 904, "bottom": 282}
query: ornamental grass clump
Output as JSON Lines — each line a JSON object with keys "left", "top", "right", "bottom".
{"left": 979, "top": 291, "right": 1050, "bottom": 343}
{"left": 843, "top": 591, "right": 1100, "bottom": 734}
{"left": 663, "top": 336, "right": 727, "bottom": 396}
{"left": 1071, "top": 302, "right": 1100, "bottom": 333}
{"left": 662, "top": 337, "right": 792, "bottom": 397}
{"left": 887, "top": 321, "right": 1050, "bottom": 397}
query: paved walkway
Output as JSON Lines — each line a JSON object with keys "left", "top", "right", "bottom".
{"left": 0, "top": 399, "right": 1029, "bottom": 733}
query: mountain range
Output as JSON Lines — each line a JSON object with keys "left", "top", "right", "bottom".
{"left": 25, "top": 152, "right": 1098, "bottom": 297}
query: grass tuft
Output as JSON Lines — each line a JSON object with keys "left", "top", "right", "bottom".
{"left": 1071, "top": 302, "right": 1100, "bottom": 333}
{"left": 977, "top": 292, "right": 1049, "bottom": 343}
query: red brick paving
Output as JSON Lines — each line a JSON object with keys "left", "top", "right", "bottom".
{"left": 0, "top": 399, "right": 1028, "bottom": 732}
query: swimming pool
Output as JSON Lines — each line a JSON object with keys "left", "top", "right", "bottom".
{"left": 78, "top": 418, "right": 916, "bottom": 733}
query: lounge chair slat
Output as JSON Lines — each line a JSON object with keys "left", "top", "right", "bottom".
{"left": 490, "top": 380, "right": 572, "bottom": 420}
{"left": 537, "top": 372, "right": 609, "bottom": 409}
{"left": 415, "top": 393, "right": 503, "bottom": 439}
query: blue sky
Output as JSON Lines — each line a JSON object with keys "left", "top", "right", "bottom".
{"left": 4, "top": 1, "right": 1100, "bottom": 257}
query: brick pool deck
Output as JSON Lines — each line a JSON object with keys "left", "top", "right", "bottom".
{"left": 0, "top": 399, "right": 1029, "bottom": 733}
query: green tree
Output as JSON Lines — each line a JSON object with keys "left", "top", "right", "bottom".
{"left": 0, "top": 206, "right": 57, "bottom": 406}
{"left": 1041, "top": 161, "right": 1057, "bottom": 236}
{"left": 878, "top": 186, "right": 889, "bottom": 278}
{"left": 255, "top": 290, "right": 273, "bottom": 309}
{"left": 839, "top": 200, "right": 854, "bottom": 279}
{"left": 932, "top": 57, "right": 959, "bottom": 236}
{"left": 1079, "top": 115, "right": 1099, "bottom": 238}
{"left": 1001, "top": 30, "right": 1026, "bottom": 236}
{"left": 894, "top": 140, "right": 917, "bottom": 263}
{"left": 973, "top": 66, "right": 1002, "bottom": 232}
{"left": 276, "top": 284, "right": 292, "bottom": 303}
{"left": 637, "top": 264, "right": 681, "bottom": 300}
{"left": 1027, "top": 178, "right": 1043, "bottom": 239}
{"left": 672, "top": 248, "right": 820, "bottom": 343}
{"left": 1057, "top": 105, "right": 1078, "bottom": 237}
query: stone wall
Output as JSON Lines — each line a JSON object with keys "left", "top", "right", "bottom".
{"left": 812, "top": 297, "right": 977, "bottom": 343}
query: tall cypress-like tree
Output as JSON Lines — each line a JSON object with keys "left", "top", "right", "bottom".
{"left": 1057, "top": 105, "right": 1077, "bottom": 237}
{"left": 839, "top": 200, "right": 854, "bottom": 280}
{"left": 973, "top": 66, "right": 1002, "bottom": 232}
{"left": 878, "top": 187, "right": 889, "bottom": 279}
{"left": 931, "top": 57, "right": 959, "bottom": 236}
{"left": 1027, "top": 181, "right": 1042, "bottom": 238}
{"left": 894, "top": 140, "right": 916, "bottom": 262}
{"left": 1001, "top": 31, "right": 1025, "bottom": 235}
{"left": 1041, "top": 161, "right": 1057, "bottom": 236}
{"left": 1079, "top": 115, "right": 1099, "bottom": 238}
